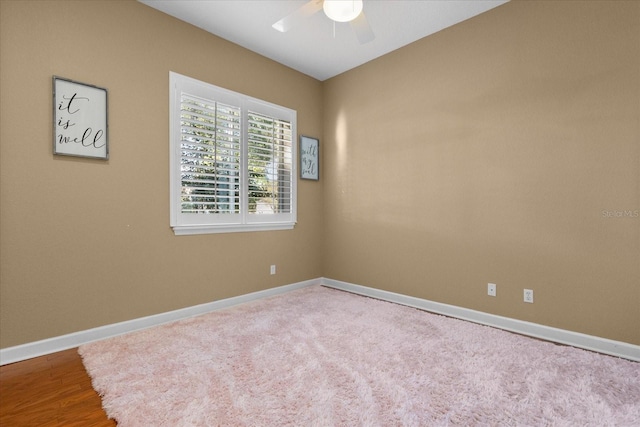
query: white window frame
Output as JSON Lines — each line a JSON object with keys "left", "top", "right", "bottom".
{"left": 169, "top": 72, "right": 297, "bottom": 235}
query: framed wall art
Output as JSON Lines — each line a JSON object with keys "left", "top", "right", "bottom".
{"left": 53, "top": 76, "right": 108, "bottom": 159}
{"left": 300, "top": 135, "right": 319, "bottom": 180}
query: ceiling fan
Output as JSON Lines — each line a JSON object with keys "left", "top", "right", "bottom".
{"left": 272, "top": 0, "right": 375, "bottom": 44}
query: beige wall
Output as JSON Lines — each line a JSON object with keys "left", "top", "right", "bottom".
{"left": 0, "top": 0, "right": 324, "bottom": 348}
{"left": 1, "top": 0, "right": 638, "bottom": 350}
{"left": 323, "top": 0, "right": 639, "bottom": 344}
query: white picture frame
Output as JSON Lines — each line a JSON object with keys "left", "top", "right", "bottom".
{"left": 53, "top": 76, "right": 108, "bottom": 160}
{"left": 300, "top": 135, "right": 319, "bottom": 180}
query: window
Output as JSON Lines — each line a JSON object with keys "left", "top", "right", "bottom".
{"left": 170, "top": 72, "right": 297, "bottom": 235}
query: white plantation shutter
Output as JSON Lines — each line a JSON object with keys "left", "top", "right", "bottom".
{"left": 170, "top": 72, "right": 297, "bottom": 235}
{"left": 247, "top": 111, "right": 293, "bottom": 217}
{"left": 180, "top": 95, "right": 241, "bottom": 215}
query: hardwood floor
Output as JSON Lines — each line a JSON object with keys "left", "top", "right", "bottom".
{"left": 0, "top": 348, "right": 116, "bottom": 426}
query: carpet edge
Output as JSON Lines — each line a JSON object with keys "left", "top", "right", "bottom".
{"left": 0, "top": 278, "right": 321, "bottom": 365}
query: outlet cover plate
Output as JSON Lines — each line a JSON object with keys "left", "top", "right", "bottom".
{"left": 524, "top": 289, "right": 534, "bottom": 303}
{"left": 488, "top": 283, "right": 497, "bottom": 297}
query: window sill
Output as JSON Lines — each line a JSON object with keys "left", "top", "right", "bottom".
{"left": 172, "top": 223, "right": 295, "bottom": 236}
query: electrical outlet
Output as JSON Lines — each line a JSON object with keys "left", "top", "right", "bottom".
{"left": 524, "top": 289, "right": 534, "bottom": 303}
{"left": 487, "top": 283, "right": 496, "bottom": 297}
{"left": 270, "top": 265, "right": 276, "bottom": 275}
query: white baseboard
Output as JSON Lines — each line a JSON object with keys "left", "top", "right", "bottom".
{"left": 0, "top": 278, "right": 320, "bottom": 366}
{"left": 321, "top": 278, "right": 640, "bottom": 362}
{"left": 3, "top": 277, "right": 638, "bottom": 365}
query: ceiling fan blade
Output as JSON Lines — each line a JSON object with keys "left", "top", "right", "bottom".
{"left": 272, "top": 0, "right": 324, "bottom": 33}
{"left": 350, "top": 10, "right": 375, "bottom": 44}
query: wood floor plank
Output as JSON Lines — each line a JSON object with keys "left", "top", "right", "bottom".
{"left": 0, "top": 348, "right": 116, "bottom": 426}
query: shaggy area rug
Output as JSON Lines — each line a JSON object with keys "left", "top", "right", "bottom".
{"left": 79, "top": 285, "right": 640, "bottom": 426}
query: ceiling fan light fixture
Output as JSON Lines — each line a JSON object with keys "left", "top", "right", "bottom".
{"left": 323, "top": 0, "right": 363, "bottom": 23}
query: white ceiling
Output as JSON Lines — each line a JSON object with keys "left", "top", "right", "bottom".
{"left": 139, "top": 0, "right": 508, "bottom": 81}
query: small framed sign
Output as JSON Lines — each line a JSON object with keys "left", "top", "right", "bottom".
{"left": 53, "top": 76, "right": 108, "bottom": 159}
{"left": 300, "top": 135, "right": 319, "bottom": 180}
